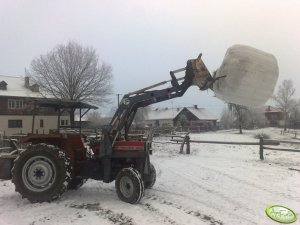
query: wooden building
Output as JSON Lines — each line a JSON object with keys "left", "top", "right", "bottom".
{"left": 264, "top": 105, "right": 284, "bottom": 127}
{"left": 144, "top": 105, "right": 217, "bottom": 132}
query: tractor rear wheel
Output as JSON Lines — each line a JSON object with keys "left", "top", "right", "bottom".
{"left": 144, "top": 163, "right": 156, "bottom": 189}
{"left": 115, "top": 168, "right": 144, "bottom": 204}
{"left": 11, "top": 144, "right": 71, "bottom": 203}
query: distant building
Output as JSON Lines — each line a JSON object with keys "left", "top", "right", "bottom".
{"left": 264, "top": 105, "right": 284, "bottom": 127}
{"left": 144, "top": 105, "right": 217, "bottom": 132}
{"left": 0, "top": 75, "right": 70, "bottom": 136}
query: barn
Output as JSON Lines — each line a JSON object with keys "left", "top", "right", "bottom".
{"left": 144, "top": 105, "right": 217, "bottom": 132}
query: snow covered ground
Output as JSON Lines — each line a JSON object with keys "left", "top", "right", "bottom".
{"left": 0, "top": 128, "right": 299, "bottom": 225}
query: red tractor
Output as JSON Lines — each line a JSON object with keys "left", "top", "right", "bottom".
{"left": 0, "top": 55, "right": 211, "bottom": 204}
{"left": 12, "top": 131, "right": 154, "bottom": 204}
{"left": 0, "top": 47, "right": 279, "bottom": 204}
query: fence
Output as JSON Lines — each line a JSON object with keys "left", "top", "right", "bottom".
{"left": 280, "top": 129, "right": 298, "bottom": 139}
{"left": 168, "top": 133, "right": 300, "bottom": 160}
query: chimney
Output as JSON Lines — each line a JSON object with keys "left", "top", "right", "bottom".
{"left": 25, "top": 77, "right": 30, "bottom": 88}
{"left": 194, "top": 105, "right": 198, "bottom": 109}
{"left": 0, "top": 81, "right": 7, "bottom": 90}
{"left": 30, "top": 84, "right": 40, "bottom": 92}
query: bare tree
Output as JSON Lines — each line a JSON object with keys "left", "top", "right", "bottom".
{"left": 221, "top": 106, "right": 266, "bottom": 130}
{"left": 247, "top": 107, "right": 267, "bottom": 129}
{"left": 272, "top": 80, "right": 295, "bottom": 131}
{"left": 228, "top": 103, "right": 248, "bottom": 134}
{"left": 26, "top": 41, "right": 113, "bottom": 124}
{"left": 219, "top": 107, "right": 235, "bottom": 130}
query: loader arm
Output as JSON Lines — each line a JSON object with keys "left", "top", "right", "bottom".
{"left": 99, "top": 54, "right": 214, "bottom": 158}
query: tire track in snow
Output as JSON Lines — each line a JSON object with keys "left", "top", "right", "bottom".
{"left": 150, "top": 187, "right": 257, "bottom": 224}
{"left": 153, "top": 160, "right": 258, "bottom": 224}
{"left": 182, "top": 161, "right": 300, "bottom": 202}
{"left": 139, "top": 202, "right": 181, "bottom": 225}
{"left": 68, "top": 202, "right": 135, "bottom": 225}
{"left": 143, "top": 195, "right": 224, "bottom": 225}
{"left": 170, "top": 169, "right": 248, "bottom": 210}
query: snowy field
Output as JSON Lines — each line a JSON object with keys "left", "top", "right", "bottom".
{"left": 0, "top": 128, "right": 299, "bottom": 225}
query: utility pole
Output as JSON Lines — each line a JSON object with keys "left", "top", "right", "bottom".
{"left": 117, "top": 94, "right": 122, "bottom": 107}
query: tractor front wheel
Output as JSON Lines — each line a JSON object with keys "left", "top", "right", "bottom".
{"left": 115, "top": 168, "right": 144, "bottom": 204}
{"left": 11, "top": 144, "right": 71, "bottom": 203}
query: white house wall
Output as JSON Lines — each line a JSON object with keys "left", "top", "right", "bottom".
{"left": 0, "top": 115, "right": 70, "bottom": 136}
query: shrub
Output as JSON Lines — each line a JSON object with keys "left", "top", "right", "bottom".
{"left": 254, "top": 133, "right": 270, "bottom": 139}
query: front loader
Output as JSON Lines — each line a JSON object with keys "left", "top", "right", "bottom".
{"left": 0, "top": 45, "right": 279, "bottom": 204}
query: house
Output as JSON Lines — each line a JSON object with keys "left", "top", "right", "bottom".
{"left": 144, "top": 105, "right": 217, "bottom": 132}
{"left": 264, "top": 105, "right": 284, "bottom": 127}
{"left": 0, "top": 75, "right": 70, "bottom": 136}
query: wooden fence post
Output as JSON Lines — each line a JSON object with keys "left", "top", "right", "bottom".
{"left": 179, "top": 133, "right": 190, "bottom": 154}
{"left": 259, "top": 136, "right": 264, "bottom": 160}
{"left": 186, "top": 135, "right": 190, "bottom": 154}
{"left": 179, "top": 137, "right": 185, "bottom": 154}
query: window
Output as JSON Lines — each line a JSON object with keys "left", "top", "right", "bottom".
{"left": 40, "top": 119, "right": 44, "bottom": 128}
{"left": 8, "top": 120, "right": 22, "bottom": 128}
{"left": 60, "top": 119, "right": 69, "bottom": 126}
{"left": 8, "top": 99, "right": 23, "bottom": 109}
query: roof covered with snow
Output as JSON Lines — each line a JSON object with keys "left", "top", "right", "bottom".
{"left": 0, "top": 75, "right": 43, "bottom": 98}
{"left": 145, "top": 106, "right": 217, "bottom": 121}
{"left": 145, "top": 107, "right": 182, "bottom": 120}
{"left": 185, "top": 107, "right": 217, "bottom": 120}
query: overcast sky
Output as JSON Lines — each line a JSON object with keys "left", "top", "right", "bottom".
{"left": 1, "top": 0, "right": 299, "bottom": 117}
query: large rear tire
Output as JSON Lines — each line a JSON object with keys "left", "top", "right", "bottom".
{"left": 115, "top": 168, "right": 144, "bottom": 204}
{"left": 11, "top": 144, "right": 71, "bottom": 203}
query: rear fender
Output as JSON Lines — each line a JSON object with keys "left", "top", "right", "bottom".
{"left": 21, "top": 134, "right": 87, "bottom": 177}
{"left": 22, "top": 134, "right": 66, "bottom": 147}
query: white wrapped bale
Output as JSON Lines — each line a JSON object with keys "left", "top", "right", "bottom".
{"left": 212, "top": 45, "right": 279, "bottom": 107}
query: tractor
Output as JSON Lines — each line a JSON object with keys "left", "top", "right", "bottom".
{"left": 0, "top": 45, "right": 279, "bottom": 204}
